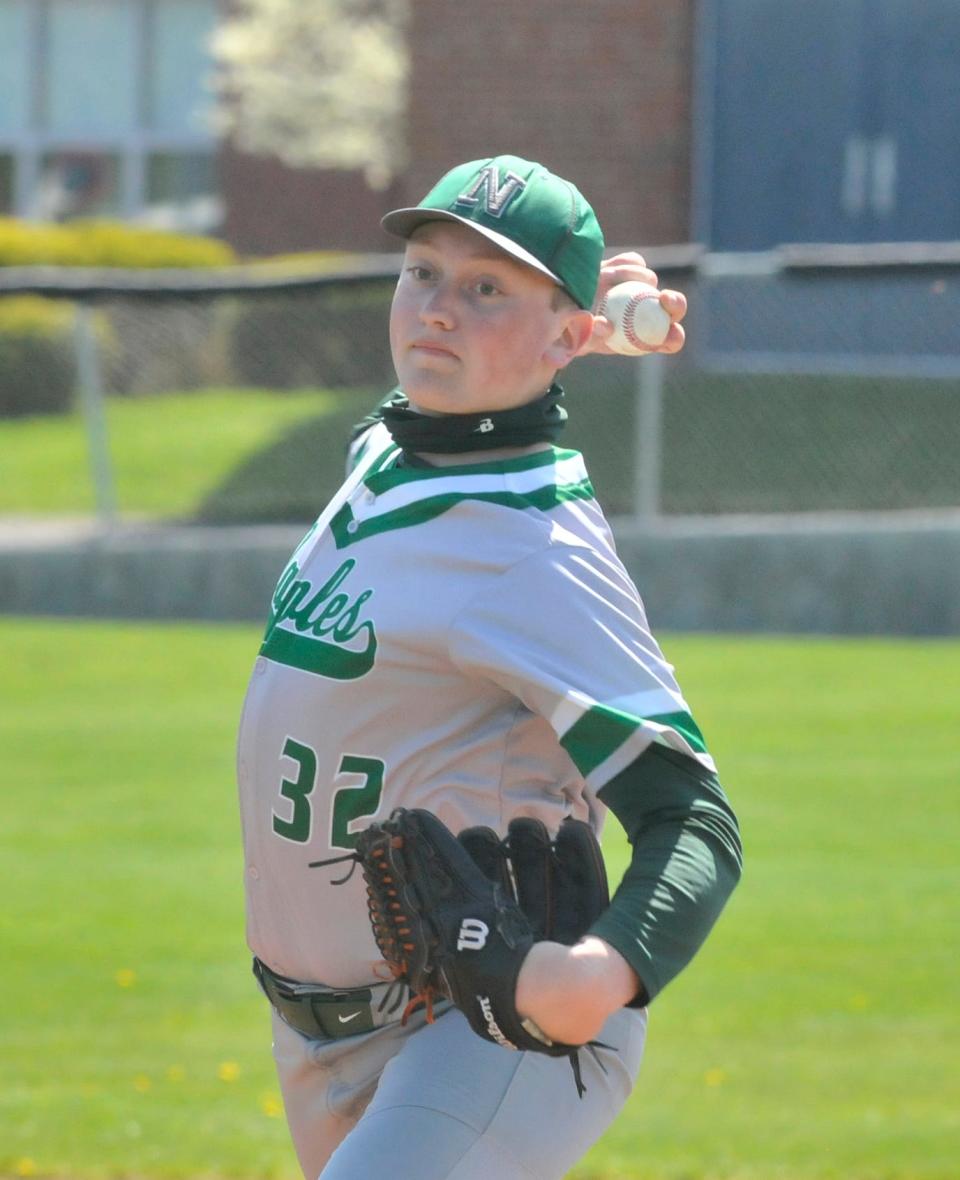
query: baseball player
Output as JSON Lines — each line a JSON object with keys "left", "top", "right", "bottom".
{"left": 237, "top": 155, "right": 742, "bottom": 1180}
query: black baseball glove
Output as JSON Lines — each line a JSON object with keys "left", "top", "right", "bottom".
{"left": 312, "top": 808, "right": 610, "bottom": 1094}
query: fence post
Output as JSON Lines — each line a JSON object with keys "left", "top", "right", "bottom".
{"left": 634, "top": 352, "right": 664, "bottom": 522}
{"left": 73, "top": 303, "right": 118, "bottom": 524}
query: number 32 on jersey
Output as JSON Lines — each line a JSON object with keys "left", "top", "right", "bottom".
{"left": 272, "top": 737, "right": 384, "bottom": 850}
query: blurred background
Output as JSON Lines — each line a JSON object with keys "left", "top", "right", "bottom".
{"left": 0, "top": 0, "right": 958, "bottom": 633}
{"left": 2, "top": 6, "right": 958, "bottom": 1180}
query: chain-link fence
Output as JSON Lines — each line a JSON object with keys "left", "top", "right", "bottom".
{"left": 1, "top": 245, "right": 959, "bottom": 528}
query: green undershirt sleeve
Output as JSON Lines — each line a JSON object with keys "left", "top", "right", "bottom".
{"left": 591, "top": 742, "right": 743, "bottom": 1006}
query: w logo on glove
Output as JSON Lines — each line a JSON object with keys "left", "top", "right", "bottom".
{"left": 456, "top": 918, "right": 490, "bottom": 951}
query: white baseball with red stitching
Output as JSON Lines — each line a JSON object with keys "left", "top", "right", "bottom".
{"left": 599, "top": 281, "right": 671, "bottom": 355}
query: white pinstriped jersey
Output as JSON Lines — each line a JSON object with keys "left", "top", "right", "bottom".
{"left": 236, "top": 424, "right": 712, "bottom": 987}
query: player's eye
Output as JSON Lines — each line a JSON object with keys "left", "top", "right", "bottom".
{"left": 473, "top": 279, "right": 501, "bottom": 297}
{"left": 406, "top": 264, "right": 434, "bottom": 282}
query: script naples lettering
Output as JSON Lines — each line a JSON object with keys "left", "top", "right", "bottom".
{"left": 260, "top": 559, "right": 377, "bottom": 679}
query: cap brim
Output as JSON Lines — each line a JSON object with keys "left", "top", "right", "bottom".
{"left": 382, "top": 208, "right": 563, "bottom": 291}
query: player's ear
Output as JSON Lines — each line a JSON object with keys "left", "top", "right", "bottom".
{"left": 543, "top": 308, "right": 595, "bottom": 370}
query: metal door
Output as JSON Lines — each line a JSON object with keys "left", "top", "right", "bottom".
{"left": 700, "top": 0, "right": 960, "bottom": 248}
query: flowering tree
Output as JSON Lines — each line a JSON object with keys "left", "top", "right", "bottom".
{"left": 212, "top": 0, "right": 409, "bottom": 187}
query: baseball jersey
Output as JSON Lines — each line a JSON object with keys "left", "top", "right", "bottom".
{"left": 237, "top": 424, "right": 714, "bottom": 989}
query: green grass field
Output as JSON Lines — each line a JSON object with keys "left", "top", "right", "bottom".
{"left": 0, "top": 388, "right": 349, "bottom": 518}
{"left": 4, "top": 372, "right": 959, "bottom": 523}
{"left": 1, "top": 619, "right": 958, "bottom": 1180}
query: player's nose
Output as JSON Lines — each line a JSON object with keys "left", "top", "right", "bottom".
{"left": 419, "top": 282, "right": 457, "bottom": 329}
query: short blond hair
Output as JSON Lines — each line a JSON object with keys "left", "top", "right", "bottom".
{"left": 550, "top": 285, "right": 579, "bottom": 312}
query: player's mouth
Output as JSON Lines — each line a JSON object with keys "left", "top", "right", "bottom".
{"left": 409, "top": 338, "right": 459, "bottom": 360}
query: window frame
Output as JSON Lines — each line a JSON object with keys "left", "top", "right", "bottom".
{"left": 0, "top": 0, "right": 218, "bottom": 222}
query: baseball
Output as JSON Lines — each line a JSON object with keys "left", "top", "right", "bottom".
{"left": 598, "top": 281, "right": 672, "bottom": 355}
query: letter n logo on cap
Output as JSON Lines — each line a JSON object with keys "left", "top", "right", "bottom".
{"left": 456, "top": 166, "right": 526, "bottom": 219}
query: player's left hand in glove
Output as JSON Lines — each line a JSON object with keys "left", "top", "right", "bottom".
{"left": 312, "top": 808, "right": 611, "bottom": 1095}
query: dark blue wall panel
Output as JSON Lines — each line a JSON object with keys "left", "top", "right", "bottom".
{"left": 707, "top": 0, "right": 960, "bottom": 248}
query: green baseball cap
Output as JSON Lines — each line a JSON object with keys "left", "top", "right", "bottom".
{"left": 381, "top": 155, "right": 604, "bottom": 310}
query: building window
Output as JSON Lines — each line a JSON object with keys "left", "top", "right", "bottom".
{"left": 0, "top": 0, "right": 30, "bottom": 134}
{"left": 148, "top": 0, "right": 219, "bottom": 136}
{"left": 0, "top": 0, "right": 220, "bottom": 230}
{"left": 45, "top": 0, "right": 139, "bottom": 134}
{"left": 147, "top": 152, "right": 214, "bottom": 202}
{"left": 144, "top": 151, "right": 218, "bottom": 230}
{"left": 37, "top": 151, "right": 122, "bottom": 220}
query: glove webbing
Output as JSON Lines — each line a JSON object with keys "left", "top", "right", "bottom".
{"left": 310, "top": 846, "right": 440, "bottom": 1025}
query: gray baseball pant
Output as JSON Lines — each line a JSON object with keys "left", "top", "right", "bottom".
{"left": 271, "top": 1003, "right": 647, "bottom": 1180}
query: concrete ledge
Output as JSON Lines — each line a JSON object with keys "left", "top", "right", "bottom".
{"left": 613, "top": 510, "right": 960, "bottom": 635}
{"left": 0, "top": 521, "right": 306, "bottom": 623}
{"left": 1, "top": 513, "right": 958, "bottom": 635}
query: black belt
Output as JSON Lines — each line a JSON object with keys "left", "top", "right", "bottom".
{"left": 253, "top": 957, "right": 409, "bottom": 1040}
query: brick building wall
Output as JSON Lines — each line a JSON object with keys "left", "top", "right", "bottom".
{"left": 405, "top": 0, "right": 695, "bottom": 252}
{"left": 220, "top": 0, "right": 695, "bottom": 256}
{"left": 218, "top": 145, "right": 405, "bottom": 256}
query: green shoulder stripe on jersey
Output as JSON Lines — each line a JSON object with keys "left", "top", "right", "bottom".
{"left": 364, "top": 446, "right": 584, "bottom": 495}
{"left": 329, "top": 448, "right": 595, "bottom": 547}
{"left": 560, "top": 703, "right": 708, "bottom": 778}
{"left": 331, "top": 482, "right": 595, "bottom": 547}
{"left": 372, "top": 443, "right": 403, "bottom": 473}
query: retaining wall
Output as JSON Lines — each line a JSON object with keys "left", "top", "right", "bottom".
{"left": 2, "top": 512, "right": 958, "bottom": 636}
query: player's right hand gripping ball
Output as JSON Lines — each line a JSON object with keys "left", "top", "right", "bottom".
{"left": 598, "top": 280, "right": 672, "bottom": 354}
{"left": 352, "top": 808, "right": 610, "bottom": 1095}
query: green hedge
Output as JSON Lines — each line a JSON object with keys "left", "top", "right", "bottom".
{"left": 0, "top": 222, "right": 400, "bottom": 411}
{"left": 0, "top": 217, "right": 235, "bottom": 268}
{"left": 0, "top": 297, "right": 76, "bottom": 417}
{"left": 0, "top": 219, "right": 237, "bottom": 415}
